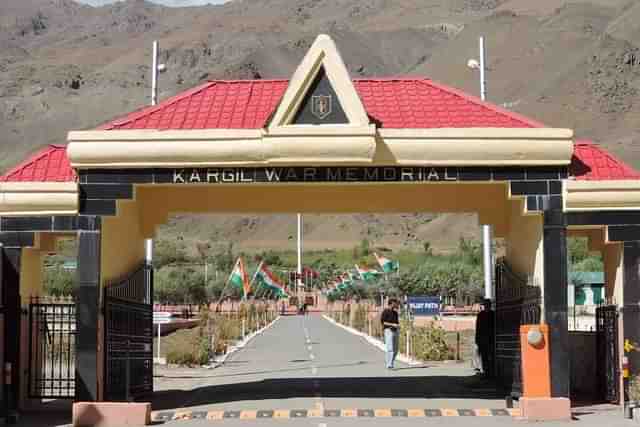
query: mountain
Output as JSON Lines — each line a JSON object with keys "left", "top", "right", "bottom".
{"left": 2, "top": 0, "right": 639, "bottom": 250}
{"left": 74, "top": 0, "right": 229, "bottom": 7}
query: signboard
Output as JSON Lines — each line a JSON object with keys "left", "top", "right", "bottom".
{"left": 153, "top": 312, "right": 173, "bottom": 325}
{"left": 170, "top": 167, "right": 460, "bottom": 184}
{"left": 407, "top": 296, "right": 440, "bottom": 316}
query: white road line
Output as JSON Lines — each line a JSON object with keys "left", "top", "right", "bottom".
{"left": 307, "top": 345, "right": 313, "bottom": 351}
{"left": 310, "top": 354, "right": 315, "bottom": 360}
{"left": 311, "top": 366, "right": 318, "bottom": 375}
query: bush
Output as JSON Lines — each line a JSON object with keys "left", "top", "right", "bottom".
{"left": 407, "top": 321, "right": 454, "bottom": 361}
{"left": 43, "top": 266, "right": 74, "bottom": 296}
{"left": 166, "top": 335, "right": 210, "bottom": 366}
{"left": 630, "top": 374, "right": 640, "bottom": 403}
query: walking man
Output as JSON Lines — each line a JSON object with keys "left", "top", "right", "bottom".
{"left": 381, "top": 298, "right": 400, "bottom": 369}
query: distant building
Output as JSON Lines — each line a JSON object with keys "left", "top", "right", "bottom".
{"left": 568, "top": 272, "right": 604, "bottom": 306}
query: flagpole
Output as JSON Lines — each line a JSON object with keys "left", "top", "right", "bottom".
{"left": 216, "top": 258, "right": 238, "bottom": 309}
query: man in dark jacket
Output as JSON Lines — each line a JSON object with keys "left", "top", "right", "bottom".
{"left": 381, "top": 299, "right": 400, "bottom": 369}
{"left": 475, "top": 299, "right": 495, "bottom": 377}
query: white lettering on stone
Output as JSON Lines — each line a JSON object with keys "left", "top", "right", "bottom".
{"left": 427, "top": 168, "right": 440, "bottom": 181}
{"left": 173, "top": 170, "right": 185, "bottom": 183}
{"left": 206, "top": 169, "right": 219, "bottom": 183}
{"left": 444, "top": 168, "right": 457, "bottom": 181}
{"left": 265, "top": 169, "right": 281, "bottom": 182}
{"left": 222, "top": 169, "right": 235, "bottom": 182}
{"left": 304, "top": 168, "right": 317, "bottom": 181}
{"left": 346, "top": 168, "right": 358, "bottom": 181}
{"left": 189, "top": 170, "right": 202, "bottom": 183}
{"left": 383, "top": 168, "right": 396, "bottom": 181}
{"left": 364, "top": 168, "right": 379, "bottom": 181}
{"left": 401, "top": 168, "right": 414, "bottom": 181}
{"left": 286, "top": 168, "right": 298, "bottom": 180}
{"left": 328, "top": 168, "right": 342, "bottom": 181}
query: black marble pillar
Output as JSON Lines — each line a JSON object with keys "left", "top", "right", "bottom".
{"left": 75, "top": 216, "right": 101, "bottom": 402}
{"left": 543, "top": 210, "right": 570, "bottom": 398}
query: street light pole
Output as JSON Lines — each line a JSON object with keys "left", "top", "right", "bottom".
{"left": 477, "top": 36, "right": 493, "bottom": 302}
{"left": 297, "top": 213, "right": 303, "bottom": 303}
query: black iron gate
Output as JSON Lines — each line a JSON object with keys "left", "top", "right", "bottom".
{"left": 103, "top": 263, "right": 153, "bottom": 401}
{"left": 28, "top": 297, "right": 76, "bottom": 398}
{"left": 494, "top": 260, "right": 541, "bottom": 396}
{"left": 596, "top": 305, "right": 619, "bottom": 403}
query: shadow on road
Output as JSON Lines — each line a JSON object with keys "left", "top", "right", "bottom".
{"left": 151, "top": 375, "right": 501, "bottom": 411}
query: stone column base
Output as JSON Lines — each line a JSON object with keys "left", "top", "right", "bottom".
{"left": 72, "top": 402, "right": 151, "bottom": 427}
{"left": 520, "top": 397, "right": 571, "bottom": 421}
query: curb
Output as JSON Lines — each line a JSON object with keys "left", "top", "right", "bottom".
{"left": 322, "top": 315, "right": 422, "bottom": 366}
{"left": 210, "top": 316, "right": 281, "bottom": 368}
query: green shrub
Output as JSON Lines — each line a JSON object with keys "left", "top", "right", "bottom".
{"left": 166, "top": 335, "right": 210, "bottom": 366}
{"left": 407, "top": 321, "right": 454, "bottom": 361}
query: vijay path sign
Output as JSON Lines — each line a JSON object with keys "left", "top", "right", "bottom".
{"left": 407, "top": 296, "right": 441, "bottom": 316}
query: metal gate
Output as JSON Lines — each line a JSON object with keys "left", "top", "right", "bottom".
{"left": 494, "top": 260, "right": 541, "bottom": 396}
{"left": 596, "top": 305, "right": 619, "bottom": 403}
{"left": 103, "top": 263, "right": 153, "bottom": 401}
{"left": 28, "top": 297, "right": 76, "bottom": 398}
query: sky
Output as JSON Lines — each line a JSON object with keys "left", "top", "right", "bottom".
{"left": 75, "top": 0, "right": 229, "bottom": 6}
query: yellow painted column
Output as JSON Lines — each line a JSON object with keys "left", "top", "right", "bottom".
{"left": 19, "top": 247, "right": 42, "bottom": 305}
{"left": 505, "top": 199, "right": 544, "bottom": 292}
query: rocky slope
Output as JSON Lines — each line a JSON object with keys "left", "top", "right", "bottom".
{"left": 2, "top": 0, "right": 639, "bottom": 250}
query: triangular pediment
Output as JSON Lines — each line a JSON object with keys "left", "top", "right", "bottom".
{"left": 268, "top": 34, "right": 370, "bottom": 129}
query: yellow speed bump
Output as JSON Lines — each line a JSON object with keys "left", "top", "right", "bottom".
{"left": 240, "top": 410, "right": 257, "bottom": 420}
{"left": 442, "top": 409, "right": 459, "bottom": 417}
{"left": 374, "top": 409, "right": 392, "bottom": 417}
{"left": 408, "top": 409, "right": 425, "bottom": 417}
{"left": 307, "top": 409, "right": 323, "bottom": 418}
{"left": 207, "top": 411, "right": 224, "bottom": 420}
{"left": 274, "top": 410, "right": 290, "bottom": 419}
{"left": 474, "top": 409, "right": 492, "bottom": 417}
{"left": 341, "top": 409, "right": 357, "bottom": 417}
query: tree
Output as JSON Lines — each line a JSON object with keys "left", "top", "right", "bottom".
{"left": 43, "top": 266, "right": 74, "bottom": 297}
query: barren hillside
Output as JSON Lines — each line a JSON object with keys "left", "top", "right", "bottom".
{"left": 2, "top": 0, "right": 639, "bottom": 250}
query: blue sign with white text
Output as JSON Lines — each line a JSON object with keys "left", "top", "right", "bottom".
{"left": 407, "top": 296, "right": 440, "bottom": 316}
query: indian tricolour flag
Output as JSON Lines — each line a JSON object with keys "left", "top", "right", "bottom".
{"left": 254, "top": 262, "right": 288, "bottom": 298}
{"left": 228, "top": 257, "right": 251, "bottom": 299}
{"left": 374, "top": 252, "right": 399, "bottom": 273}
{"left": 355, "top": 264, "right": 381, "bottom": 282}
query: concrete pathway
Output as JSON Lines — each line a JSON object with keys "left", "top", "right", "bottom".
{"left": 20, "top": 314, "right": 631, "bottom": 426}
{"left": 151, "top": 314, "right": 508, "bottom": 422}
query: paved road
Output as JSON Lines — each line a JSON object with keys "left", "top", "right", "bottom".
{"left": 151, "top": 314, "right": 507, "bottom": 421}
{"left": 20, "top": 314, "right": 631, "bottom": 426}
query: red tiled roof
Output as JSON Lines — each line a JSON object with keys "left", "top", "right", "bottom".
{"left": 0, "top": 145, "right": 76, "bottom": 182}
{"left": 570, "top": 140, "right": 640, "bottom": 181}
{"left": 100, "top": 78, "right": 542, "bottom": 130}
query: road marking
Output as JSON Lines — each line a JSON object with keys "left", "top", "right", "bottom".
{"left": 240, "top": 411, "right": 257, "bottom": 420}
{"left": 307, "top": 345, "right": 313, "bottom": 351}
{"left": 274, "top": 409, "right": 290, "bottom": 419}
{"left": 152, "top": 407, "right": 520, "bottom": 422}
{"left": 374, "top": 409, "right": 392, "bottom": 417}
{"left": 311, "top": 366, "right": 318, "bottom": 374}
{"left": 310, "top": 353, "right": 315, "bottom": 360}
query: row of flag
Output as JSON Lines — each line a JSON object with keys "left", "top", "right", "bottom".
{"left": 228, "top": 258, "right": 288, "bottom": 299}
{"left": 326, "top": 253, "right": 399, "bottom": 295}
{"left": 227, "top": 252, "right": 400, "bottom": 299}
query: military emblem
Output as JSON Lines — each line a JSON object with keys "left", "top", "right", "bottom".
{"left": 311, "top": 94, "right": 332, "bottom": 120}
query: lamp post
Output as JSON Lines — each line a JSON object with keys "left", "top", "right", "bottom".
{"left": 468, "top": 36, "right": 494, "bottom": 302}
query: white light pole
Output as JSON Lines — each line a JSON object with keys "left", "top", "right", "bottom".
{"left": 146, "top": 40, "right": 166, "bottom": 282}
{"left": 468, "top": 36, "right": 494, "bottom": 301}
{"left": 297, "top": 213, "right": 303, "bottom": 303}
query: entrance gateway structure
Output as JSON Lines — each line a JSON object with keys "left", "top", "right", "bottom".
{"left": 1, "top": 34, "right": 639, "bottom": 421}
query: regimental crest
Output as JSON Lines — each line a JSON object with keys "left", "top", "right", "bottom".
{"left": 311, "top": 95, "right": 332, "bottom": 120}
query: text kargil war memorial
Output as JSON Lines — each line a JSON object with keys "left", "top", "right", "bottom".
{"left": 1, "top": 34, "right": 639, "bottom": 422}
